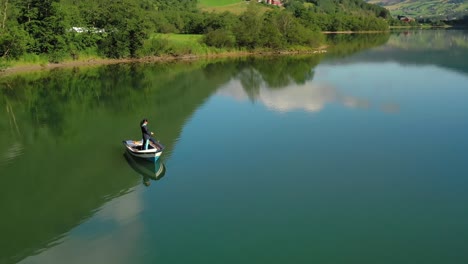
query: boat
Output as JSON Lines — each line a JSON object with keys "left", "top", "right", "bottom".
{"left": 122, "top": 139, "right": 165, "bottom": 162}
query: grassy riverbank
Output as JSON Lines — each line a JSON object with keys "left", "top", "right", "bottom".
{"left": 0, "top": 50, "right": 329, "bottom": 76}
{"left": 1, "top": 33, "right": 328, "bottom": 76}
{"left": 1, "top": 0, "right": 390, "bottom": 73}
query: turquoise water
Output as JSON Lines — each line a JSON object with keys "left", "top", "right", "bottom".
{"left": 1, "top": 30, "right": 468, "bottom": 264}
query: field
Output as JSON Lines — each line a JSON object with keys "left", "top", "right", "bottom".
{"left": 143, "top": 34, "right": 240, "bottom": 56}
{"left": 367, "top": 0, "right": 468, "bottom": 18}
{"left": 198, "top": 0, "right": 273, "bottom": 14}
{"left": 150, "top": 34, "right": 209, "bottom": 55}
{"left": 198, "top": 0, "right": 243, "bottom": 7}
{"left": 155, "top": 34, "right": 203, "bottom": 44}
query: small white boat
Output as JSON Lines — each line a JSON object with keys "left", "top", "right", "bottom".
{"left": 122, "top": 140, "right": 164, "bottom": 162}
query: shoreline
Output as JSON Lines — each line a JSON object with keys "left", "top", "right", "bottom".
{"left": 389, "top": 25, "right": 453, "bottom": 29}
{"left": 3, "top": 27, "right": 419, "bottom": 77}
{"left": 0, "top": 48, "right": 328, "bottom": 77}
{"left": 322, "top": 30, "right": 389, "bottom": 34}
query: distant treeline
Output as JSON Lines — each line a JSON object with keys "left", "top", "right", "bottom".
{"left": 388, "top": 15, "right": 468, "bottom": 28}
{"left": 0, "top": 0, "right": 389, "bottom": 63}
{"left": 443, "top": 15, "right": 468, "bottom": 27}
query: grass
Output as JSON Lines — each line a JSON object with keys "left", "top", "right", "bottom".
{"left": 156, "top": 34, "right": 203, "bottom": 44}
{"left": 198, "top": 0, "right": 273, "bottom": 14}
{"left": 145, "top": 34, "right": 226, "bottom": 56}
{"left": 198, "top": 0, "right": 242, "bottom": 7}
{"left": 200, "top": 2, "right": 248, "bottom": 14}
{"left": 455, "top": 2, "right": 468, "bottom": 12}
{"left": 5, "top": 48, "right": 102, "bottom": 68}
{"left": 146, "top": 33, "right": 325, "bottom": 56}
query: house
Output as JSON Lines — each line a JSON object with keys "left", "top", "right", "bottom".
{"left": 262, "top": 0, "right": 282, "bottom": 7}
{"left": 70, "top": 27, "right": 105, "bottom": 33}
{"left": 397, "top": 16, "right": 415, "bottom": 23}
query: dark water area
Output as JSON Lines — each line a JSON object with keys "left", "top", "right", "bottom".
{"left": 1, "top": 30, "right": 468, "bottom": 264}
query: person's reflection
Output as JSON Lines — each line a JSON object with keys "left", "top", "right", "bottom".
{"left": 143, "top": 176, "right": 151, "bottom": 187}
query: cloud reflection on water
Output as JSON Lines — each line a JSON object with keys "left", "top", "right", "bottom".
{"left": 19, "top": 189, "right": 146, "bottom": 264}
{"left": 217, "top": 79, "right": 372, "bottom": 113}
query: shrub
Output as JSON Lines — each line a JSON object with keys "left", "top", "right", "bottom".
{"left": 48, "top": 50, "right": 68, "bottom": 63}
{"left": 202, "top": 29, "right": 236, "bottom": 48}
{"left": 138, "top": 37, "right": 170, "bottom": 57}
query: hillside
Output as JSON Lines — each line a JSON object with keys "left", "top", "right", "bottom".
{"left": 1, "top": 0, "right": 389, "bottom": 67}
{"left": 366, "top": 0, "right": 468, "bottom": 19}
{"left": 199, "top": 0, "right": 390, "bottom": 17}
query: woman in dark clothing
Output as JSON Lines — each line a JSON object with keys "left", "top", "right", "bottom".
{"left": 140, "top": 118, "right": 157, "bottom": 150}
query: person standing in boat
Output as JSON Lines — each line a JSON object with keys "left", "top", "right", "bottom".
{"left": 140, "top": 118, "right": 158, "bottom": 150}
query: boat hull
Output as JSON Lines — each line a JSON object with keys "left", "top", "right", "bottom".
{"left": 122, "top": 140, "right": 164, "bottom": 162}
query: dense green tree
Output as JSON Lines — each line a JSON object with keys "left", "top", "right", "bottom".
{"left": 203, "top": 7, "right": 323, "bottom": 50}
{"left": 16, "top": 0, "right": 69, "bottom": 60}
{"left": 0, "top": 0, "right": 392, "bottom": 63}
{"left": 259, "top": 11, "right": 285, "bottom": 49}
{"left": 0, "top": 0, "right": 30, "bottom": 60}
{"left": 90, "top": 0, "right": 153, "bottom": 58}
{"left": 275, "top": 11, "right": 322, "bottom": 45}
{"left": 202, "top": 28, "right": 236, "bottom": 48}
{"left": 0, "top": 26, "right": 29, "bottom": 59}
{"left": 285, "top": 0, "right": 390, "bottom": 19}
{"left": 203, "top": 11, "right": 238, "bottom": 32}
{"left": 296, "top": 7, "right": 388, "bottom": 31}
{"left": 233, "top": 4, "right": 263, "bottom": 48}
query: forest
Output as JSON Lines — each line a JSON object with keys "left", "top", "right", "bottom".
{"left": 0, "top": 0, "right": 390, "bottom": 65}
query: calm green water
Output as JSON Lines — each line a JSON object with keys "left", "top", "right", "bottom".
{"left": 1, "top": 30, "right": 468, "bottom": 264}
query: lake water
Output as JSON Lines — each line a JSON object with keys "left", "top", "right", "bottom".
{"left": 1, "top": 30, "right": 468, "bottom": 264}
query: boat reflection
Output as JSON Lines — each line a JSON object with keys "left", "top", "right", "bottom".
{"left": 124, "top": 152, "right": 166, "bottom": 187}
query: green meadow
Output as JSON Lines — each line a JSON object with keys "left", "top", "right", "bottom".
{"left": 142, "top": 34, "right": 218, "bottom": 56}
{"left": 198, "top": 0, "right": 272, "bottom": 14}
{"left": 198, "top": 0, "right": 243, "bottom": 7}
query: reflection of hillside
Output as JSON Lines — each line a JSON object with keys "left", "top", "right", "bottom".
{"left": 324, "top": 30, "right": 468, "bottom": 75}
{"left": 0, "top": 46, "right": 405, "bottom": 262}
{"left": 232, "top": 56, "right": 322, "bottom": 100}
{"left": 0, "top": 61, "right": 235, "bottom": 264}
{"left": 387, "top": 30, "right": 468, "bottom": 50}
{"left": 326, "top": 33, "right": 391, "bottom": 58}
{"left": 0, "top": 56, "right": 338, "bottom": 263}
